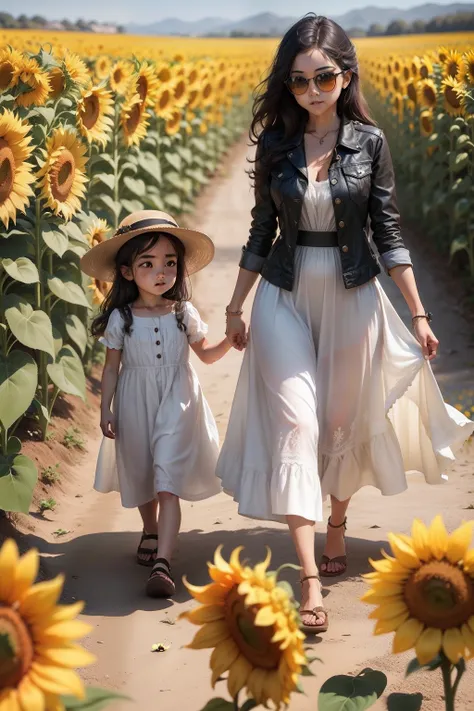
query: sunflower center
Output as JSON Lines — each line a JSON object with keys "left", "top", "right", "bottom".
{"left": 0, "top": 61, "right": 14, "bottom": 90}
{"left": 224, "top": 586, "right": 282, "bottom": 671}
{"left": 137, "top": 76, "right": 148, "bottom": 102}
{"left": 50, "top": 150, "right": 75, "bottom": 202}
{"left": 126, "top": 104, "right": 141, "bottom": 135}
{"left": 404, "top": 560, "right": 474, "bottom": 630}
{"left": 114, "top": 68, "right": 123, "bottom": 84}
{"left": 82, "top": 94, "right": 100, "bottom": 130}
{"left": 0, "top": 606, "right": 34, "bottom": 688}
{"left": 0, "top": 138, "right": 15, "bottom": 203}
{"left": 423, "top": 86, "right": 436, "bottom": 106}
{"left": 445, "top": 86, "right": 461, "bottom": 109}
{"left": 50, "top": 68, "right": 65, "bottom": 99}
{"left": 447, "top": 62, "right": 458, "bottom": 78}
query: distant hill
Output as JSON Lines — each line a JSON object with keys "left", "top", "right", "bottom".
{"left": 127, "top": 3, "right": 474, "bottom": 35}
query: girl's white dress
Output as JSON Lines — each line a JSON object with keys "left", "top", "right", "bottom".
{"left": 94, "top": 302, "right": 221, "bottom": 508}
{"left": 216, "top": 180, "right": 474, "bottom": 523}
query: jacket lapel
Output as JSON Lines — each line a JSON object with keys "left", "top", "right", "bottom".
{"left": 287, "top": 129, "right": 307, "bottom": 179}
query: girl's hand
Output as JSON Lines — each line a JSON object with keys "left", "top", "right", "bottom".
{"left": 101, "top": 410, "right": 116, "bottom": 439}
{"left": 413, "top": 319, "right": 439, "bottom": 360}
{"left": 225, "top": 314, "right": 247, "bottom": 351}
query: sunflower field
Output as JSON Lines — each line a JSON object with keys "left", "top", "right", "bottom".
{"left": 357, "top": 36, "right": 474, "bottom": 279}
{"left": 0, "top": 38, "right": 270, "bottom": 515}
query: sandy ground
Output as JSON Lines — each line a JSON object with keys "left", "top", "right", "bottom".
{"left": 32, "top": 139, "right": 474, "bottom": 710}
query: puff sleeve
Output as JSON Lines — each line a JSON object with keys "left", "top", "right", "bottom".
{"left": 99, "top": 309, "right": 125, "bottom": 350}
{"left": 184, "top": 302, "right": 209, "bottom": 344}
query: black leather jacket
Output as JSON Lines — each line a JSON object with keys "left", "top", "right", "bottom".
{"left": 239, "top": 119, "right": 412, "bottom": 290}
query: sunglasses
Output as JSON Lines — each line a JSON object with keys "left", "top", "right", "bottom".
{"left": 285, "top": 70, "right": 346, "bottom": 96}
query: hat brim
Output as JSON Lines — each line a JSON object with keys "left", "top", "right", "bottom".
{"left": 80, "top": 225, "right": 214, "bottom": 282}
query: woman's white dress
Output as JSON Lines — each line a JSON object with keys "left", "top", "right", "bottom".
{"left": 94, "top": 302, "right": 221, "bottom": 508}
{"left": 216, "top": 180, "right": 474, "bottom": 523}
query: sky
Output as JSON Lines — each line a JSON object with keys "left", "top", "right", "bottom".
{"left": 1, "top": 0, "right": 440, "bottom": 25}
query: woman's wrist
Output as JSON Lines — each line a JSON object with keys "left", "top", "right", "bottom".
{"left": 226, "top": 304, "right": 243, "bottom": 316}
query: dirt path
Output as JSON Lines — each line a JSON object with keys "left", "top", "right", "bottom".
{"left": 34, "top": 139, "right": 474, "bottom": 710}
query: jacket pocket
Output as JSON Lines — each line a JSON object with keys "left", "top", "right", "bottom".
{"left": 342, "top": 161, "right": 372, "bottom": 206}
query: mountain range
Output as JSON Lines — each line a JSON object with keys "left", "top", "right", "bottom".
{"left": 127, "top": 3, "right": 474, "bottom": 35}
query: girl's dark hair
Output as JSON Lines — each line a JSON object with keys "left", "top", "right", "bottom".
{"left": 250, "top": 14, "right": 376, "bottom": 179}
{"left": 91, "top": 231, "right": 190, "bottom": 338}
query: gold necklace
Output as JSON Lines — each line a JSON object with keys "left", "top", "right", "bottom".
{"left": 306, "top": 126, "right": 339, "bottom": 145}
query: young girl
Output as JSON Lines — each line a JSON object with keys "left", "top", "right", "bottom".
{"left": 219, "top": 14, "right": 474, "bottom": 633}
{"left": 81, "top": 209, "right": 230, "bottom": 598}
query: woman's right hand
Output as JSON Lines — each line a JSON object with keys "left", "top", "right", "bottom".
{"left": 100, "top": 410, "right": 116, "bottom": 439}
{"left": 225, "top": 314, "right": 247, "bottom": 351}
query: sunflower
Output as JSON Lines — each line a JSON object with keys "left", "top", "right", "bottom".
{"left": 187, "top": 85, "right": 202, "bottom": 111}
{"left": 438, "top": 46, "right": 449, "bottom": 64}
{"left": 419, "top": 56, "right": 434, "bottom": 80}
{"left": 202, "top": 80, "right": 213, "bottom": 106}
{"left": 120, "top": 91, "right": 149, "bottom": 147}
{"left": 14, "top": 56, "right": 50, "bottom": 108}
{"left": 135, "top": 61, "right": 160, "bottom": 108}
{"left": 165, "top": 108, "right": 182, "bottom": 136}
{"left": 155, "top": 84, "right": 174, "bottom": 120}
{"left": 37, "top": 126, "right": 88, "bottom": 220}
{"left": 418, "top": 79, "right": 438, "bottom": 109}
{"left": 393, "top": 93, "right": 404, "bottom": 117}
{"left": 441, "top": 77, "right": 465, "bottom": 116}
{"left": 0, "top": 47, "right": 23, "bottom": 93}
{"left": 77, "top": 85, "right": 114, "bottom": 146}
{"left": 85, "top": 217, "right": 110, "bottom": 247}
{"left": 442, "top": 50, "right": 464, "bottom": 81}
{"left": 0, "top": 538, "right": 95, "bottom": 710}
{"left": 462, "top": 50, "right": 474, "bottom": 85}
{"left": 95, "top": 55, "right": 112, "bottom": 81}
{"left": 172, "top": 77, "right": 188, "bottom": 108}
{"left": 0, "top": 109, "right": 34, "bottom": 228}
{"left": 420, "top": 109, "right": 434, "bottom": 137}
{"left": 362, "top": 516, "right": 474, "bottom": 665}
{"left": 411, "top": 57, "right": 421, "bottom": 78}
{"left": 406, "top": 80, "right": 418, "bottom": 106}
{"left": 180, "top": 546, "right": 307, "bottom": 709}
{"left": 88, "top": 279, "right": 109, "bottom": 304}
{"left": 392, "top": 75, "right": 402, "bottom": 93}
{"left": 157, "top": 63, "right": 172, "bottom": 83}
{"left": 110, "top": 60, "right": 132, "bottom": 95}
{"left": 49, "top": 49, "right": 89, "bottom": 99}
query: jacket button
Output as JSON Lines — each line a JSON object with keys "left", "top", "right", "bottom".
{"left": 339, "top": 220, "right": 345, "bottom": 228}
{"left": 154, "top": 327, "right": 159, "bottom": 333}
{"left": 331, "top": 178, "right": 337, "bottom": 185}
{"left": 342, "top": 245, "right": 349, "bottom": 253}
{"left": 335, "top": 197, "right": 341, "bottom": 205}
{"left": 157, "top": 354, "right": 162, "bottom": 359}
{"left": 156, "top": 340, "right": 160, "bottom": 346}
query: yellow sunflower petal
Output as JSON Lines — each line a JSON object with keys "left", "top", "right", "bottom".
{"left": 183, "top": 578, "right": 229, "bottom": 605}
{"left": 442, "top": 627, "right": 466, "bottom": 664}
{"left": 213, "top": 545, "right": 233, "bottom": 574}
{"left": 0, "top": 538, "right": 19, "bottom": 601}
{"left": 227, "top": 654, "right": 252, "bottom": 699}
{"left": 411, "top": 519, "right": 432, "bottom": 561}
{"left": 43, "top": 695, "right": 65, "bottom": 711}
{"left": 446, "top": 521, "right": 474, "bottom": 565}
{"left": 254, "top": 605, "right": 277, "bottom": 627}
{"left": 0, "top": 688, "right": 21, "bottom": 711}
{"left": 264, "top": 668, "right": 284, "bottom": 706}
{"left": 415, "top": 627, "right": 443, "bottom": 665}
{"left": 29, "top": 664, "right": 85, "bottom": 699}
{"left": 47, "top": 602, "right": 85, "bottom": 624}
{"left": 187, "top": 620, "right": 230, "bottom": 649}
{"left": 247, "top": 668, "right": 269, "bottom": 706}
{"left": 179, "top": 604, "right": 225, "bottom": 625}
{"left": 428, "top": 515, "right": 449, "bottom": 560}
{"left": 388, "top": 533, "right": 420, "bottom": 569}
{"left": 368, "top": 600, "right": 409, "bottom": 620}
{"left": 229, "top": 546, "right": 244, "bottom": 572}
{"left": 17, "top": 676, "right": 46, "bottom": 711}
{"left": 461, "top": 623, "right": 474, "bottom": 655}
{"left": 12, "top": 548, "right": 39, "bottom": 602}
{"left": 392, "top": 618, "right": 424, "bottom": 654}
{"left": 19, "top": 576, "right": 64, "bottom": 621}
{"left": 373, "top": 611, "right": 410, "bottom": 635}
{"left": 36, "top": 644, "right": 96, "bottom": 668}
{"left": 253, "top": 547, "right": 272, "bottom": 579}
{"left": 210, "top": 641, "right": 240, "bottom": 687}
{"left": 39, "top": 620, "right": 93, "bottom": 641}
{"left": 464, "top": 550, "right": 474, "bottom": 574}
{"left": 468, "top": 616, "right": 474, "bottom": 633}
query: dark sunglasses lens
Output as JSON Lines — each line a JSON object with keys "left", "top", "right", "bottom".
{"left": 317, "top": 73, "right": 338, "bottom": 92}
{"left": 287, "top": 76, "right": 308, "bottom": 95}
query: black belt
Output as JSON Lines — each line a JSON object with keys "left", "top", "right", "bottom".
{"left": 297, "top": 230, "right": 338, "bottom": 247}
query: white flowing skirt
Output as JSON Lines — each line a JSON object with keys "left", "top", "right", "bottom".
{"left": 216, "top": 246, "right": 473, "bottom": 523}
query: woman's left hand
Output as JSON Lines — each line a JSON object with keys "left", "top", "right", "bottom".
{"left": 413, "top": 319, "right": 439, "bottom": 360}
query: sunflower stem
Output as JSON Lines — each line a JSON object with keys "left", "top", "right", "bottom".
{"left": 34, "top": 196, "right": 49, "bottom": 436}
{"left": 112, "top": 103, "right": 120, "bottom": 229}
{"left": 452, "top": 660, "right": 465, "bottom": 700}
{"left": 440, "top": 655, "right": 455, "bottom": 711}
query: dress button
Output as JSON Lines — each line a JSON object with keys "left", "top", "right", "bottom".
{"left": 154, "top": 327, "right": 158, "bottom": 333}
{"left": 331, "top": 178, "right": 337, "bottom": 185}
{"left": 342, "top": 245, "right": 349, "bottom": 253}
{"left": 335, "top": 197, "right": 341, "bottom": 205}
{"left": 339, "top": 220, "right": 345, "bottom": 228}
{"left": 157, "top": 354, "right": 162, "bottom": 359}
{"left": 156, "top": 340, "right": 161, "bottom": 345}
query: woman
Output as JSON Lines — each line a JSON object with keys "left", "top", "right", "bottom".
{"left": 217, "top": 14, "right": 473, "bottom": 634}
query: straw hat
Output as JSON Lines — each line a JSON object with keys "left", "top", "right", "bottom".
{"left": 80, "top": 210, "right": 214, "bottom": 282}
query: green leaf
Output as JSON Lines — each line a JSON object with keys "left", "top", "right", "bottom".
{"left": 42, "top": 228, "right": 69, "bottom": 258}
{"left": 65, "top": 315, "right": 88, "bottom": 356}
{"left": 121, "top": 199, "right": 144, "bottom": 214}
{"left": 0, "top": 351, "right": 38, "bottom": 429}
{"left": 62, "top": 221, "right": 89, "bottom": 244}
{"left": 164, "top": 193, "right": 182, "bottom": 211}
{"left": 452, "top": 151, "right": 469, "bottom": 173}
{"left": 164, "top": 152, "right": 182, "bottom": 171}
{"left": 449, "top": 236, "right": 469, "bottom": 259}
{"left": 276, "top": 580, "right": 295, "bottom": 599}
{"left": 48, "top": 275, "right": 90, "bottom": 308}
{"left": 0, "top": 454, "right": 37, "bottom": 513}
{"left": 405, "top": 655, "right": 443, "bottom": 677}
{"left": 4, "top": 294, "right": 55, "bottom": 358}
{"left": 318, "top": 669, "right": 387, "bottom": 711}
{"left": 32, "top": 106, "right": 55, "bottom": 123}
{"left": 1, "top": 257, "right": 39, "bottom": 284}
{"left": 240, "top": 701, "right": 258, "bottom": 711}
{"left": 137, "top": 152, "right": 162, "bottom": 184}
{"left": 387, "top": 693, "right": 423, "bottom": 711}
{"left": 32, "top": 398, "right": 50, "bottom": 429}
{"left": 91, "top": 173, "right": 115, "bottom": 192}
{"left": 94, "top": 194, "right": 122, "bottom": 218}
{"left": 178, "top": 146, "right": 193, "bottom": 164}
{"left": 61, "top": 686, "right": 129, "bottom": 710}
{"left": 165, "top": 171, "right": 184, "bottom": 190}
{"left": 47, "top": 345, "right": 86, "bottom": 400}
{"left": 199, "top": 700, "right": 234, "bottom": 711}
{"left": 123, "top": 176, "right": 146, "bottom": 198}
{"left": 453, "top": 198, "right": 470, "bottom": 221}
{"left": 6, "top": 437, "right": 21, "bottom": 455}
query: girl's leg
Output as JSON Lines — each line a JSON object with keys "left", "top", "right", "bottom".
{"left": 321, "top": 496, "right": 351, "bottom": 575}
{"left": 156, "top": 491, "right": 181, "bottom": 562}
{"left": 286, "top": 515, "right": 326, "bottom": 628}
{"left": 137, "top": 499, "right": 159, "bottom": 564}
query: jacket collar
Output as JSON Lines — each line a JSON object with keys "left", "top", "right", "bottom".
{"left": 286, "top": 119, "right": 361, "bottom": 178}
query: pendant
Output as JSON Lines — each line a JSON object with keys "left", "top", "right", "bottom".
{"left": 319, "top": 138, "right": 324, "bottom": 145}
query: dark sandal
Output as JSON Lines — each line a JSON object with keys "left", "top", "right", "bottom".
{"left": 146, "top": 558, "right": 176, "bottom": 598}
{"left": 320, "top": 517, "right": 347, "bottom": 578}
{"left": 136, "top": 531, "right": 158, "bottom": 567}
{"left": 299, "top": 575, "right": 329, "bottom": 634}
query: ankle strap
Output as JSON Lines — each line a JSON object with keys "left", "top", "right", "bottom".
{"left": 300, "top": 574, "right": 320, "bottom": 584}
{"left": 328, "top": 516, "right": 347, "bottom": 530}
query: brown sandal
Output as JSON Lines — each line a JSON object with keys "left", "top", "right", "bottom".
{"left": 136, "top": 531, "right": 158, "bottom": 567}
{"left": 146, "top": 558, "right": 176, "bottom": 598}
{"left": 320, "top": 517, "right": 347, "bottom": 578}
{"left": 299, "top": 575, "right": 329, "bottom": 634}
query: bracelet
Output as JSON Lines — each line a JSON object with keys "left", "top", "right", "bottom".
{"left": 225, "top": 305, "right": 243, "bottom": 317}
{"left": 412, "top": 312, "right": 433, "bottom": 324}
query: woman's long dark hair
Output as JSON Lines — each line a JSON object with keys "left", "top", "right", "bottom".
{"left": 250, "top": 14, "right": 376, "bottom": 179}
{"left": 91, "top": 231, "right": 190, "bottom": 338}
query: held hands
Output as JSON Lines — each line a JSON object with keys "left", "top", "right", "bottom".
{"left": 413, "top": 319, "right": 439, "bottom": 360}
{"left": 100, "top": 409, "right": 116, "bottom": 439}
{"left": 225, "top": 313, "right": 248, "bottom": 351}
